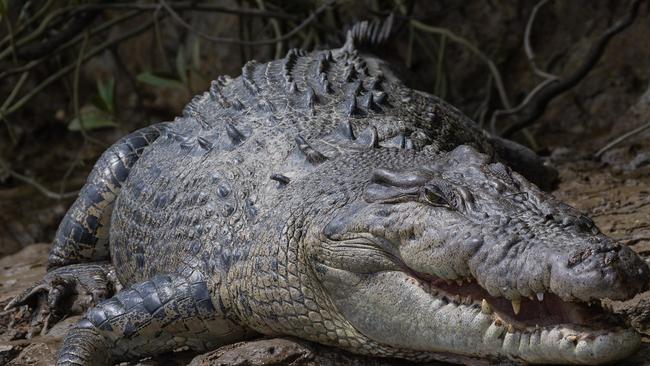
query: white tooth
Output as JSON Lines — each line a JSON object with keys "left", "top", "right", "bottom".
{"left": 456, "top": 280, "right": 463, "bottom": 286}
{"left": 481, "top": 299, "right": 492, "bottom": 314}
{"left": 536, "top": 292, "right": 544, "bottom": 301}
{"left": 566, "top": 335, "right": 578, "bottom": 344}
{"left": 512, "top": 298, "right": 521, "bottom": 315}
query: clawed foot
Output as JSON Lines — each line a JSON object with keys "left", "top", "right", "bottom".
{"left": 4, "top": 262, "right": 119, "bottom": 336}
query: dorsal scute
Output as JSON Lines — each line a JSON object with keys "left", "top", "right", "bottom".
{"left": 199, "top": 42, "right": 392, "bottom": 125}
{"left": 242, "top": 60, "right": 261, "bottom": 95}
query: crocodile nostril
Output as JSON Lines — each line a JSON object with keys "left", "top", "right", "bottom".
{"left": 544, "top": 214, "right": 554, "bottom": 222}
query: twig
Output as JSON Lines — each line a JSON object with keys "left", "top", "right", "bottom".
{"left": 0, "top": 0, "right": 54, "bottom": 51}
{"left": 1, "top": 16, "right": 162, "bottom": 119}
{"left": 0, "top": 160, "right": 79, "bottom": 200}
{"left": 0, "top": 59, "right": 42, "bottom": 80}
{"left": 15, "top": 8, "right": 100, "bottom": 61}
{"left": 0, "top": 11, "right": 141, "bottom": 80}
{"left": 256, "top": 0, "right": 283, "bottom": 59}
{"left": 500, "top": 0, "right": 642, "bottom": 138}
{"left": 4, "top": 13, "right": 18, "bottom": 63}
{"left": 490, "top": 77, "right": 557, "bottom": 134}
{"left": 59, "top": 141, "right": 87, "bottom": 197}
{"left": 72, "top": 33, "right": 95, "bottom": 142}
{"left": 524, "top": 0, "right": 558, "bottom": 80}
{"left": 594, "top": 121, "right": 650, "bottom": 158}
{"left": 66, "top": 2, "right": 299, "bottom": 20}
{"left": 0, "top": 5, "right": 74, "bottom": 60}
{"left": 410, "top": 19, "right": 512, "bottom": 109}
{"left": 159, "top": 0, "right": 334, "bottom": 46}
{"left": 434, "top": 34, "right": 447, "bottom": 98}
{"left": 0, "top": 71, "right": 29, "bottom": 113}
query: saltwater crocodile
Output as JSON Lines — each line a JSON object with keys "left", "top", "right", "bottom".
{"left": 7, "top": 22, "right": 650, "bottom": 365}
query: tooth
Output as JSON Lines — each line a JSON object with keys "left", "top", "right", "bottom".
{"left": 536, "top": 292, "right": 544, "bottom": 301}
{"left": 456, "top": 280, "right": 463, "bottom": 286}
{"left": 511, "top": 298, "right": 521, "bottom": 315}
{"left": 566, "top": 335, "right": 578, "bottom": 344}
{"left": 481, "top": 299, "right": 492, "bottom": 314}
{"left": 507, "top": 324, "right": 515, "bottom": 333}
{"left": 494, "top": 318, "right": 503, "bottom": 326}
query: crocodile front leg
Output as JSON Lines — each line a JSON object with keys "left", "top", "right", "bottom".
{"left": 5, "top": 262, "right": 118, "bottom": 336}
{"left": 57, "top": 274, "right": 255, "bottom": 365}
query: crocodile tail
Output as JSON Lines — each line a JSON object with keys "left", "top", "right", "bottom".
{"left": 342, "top": 13, "right": 395, "bottom": 52}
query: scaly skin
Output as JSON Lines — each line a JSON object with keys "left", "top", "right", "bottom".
{"left": 7, "top": 33, "right": 648, "bottom": 365}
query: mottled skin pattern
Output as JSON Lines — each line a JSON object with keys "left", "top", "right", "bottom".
{"left": 7, "top": 34, "right": 649, "bottom": 365}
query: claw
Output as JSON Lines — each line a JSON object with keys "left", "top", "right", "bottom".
{"left": 4, "top": 263, "right": 117, "bottom": 334}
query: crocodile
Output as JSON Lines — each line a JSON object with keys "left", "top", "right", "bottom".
{"left": 7, "top": 21, "right": 650, "bottom": 365}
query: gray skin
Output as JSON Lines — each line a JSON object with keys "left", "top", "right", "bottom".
{"left": 6, "top": 32, "right": 650, "bottom": 365}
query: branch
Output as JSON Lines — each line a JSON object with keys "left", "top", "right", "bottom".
{"left": 524, "top": 0, "right": 558, "bottom": 80}
{"left": 0, "top": 15, "right": 161, "bottom": 119}
{"left": 0, "top": 11, "right": 141, "bottom": 80}
{"left": 594, "top": 121, "right": 650, "bottom": 158}
{"left": 0, "top": 0, "right": 54, "bottom": 51}
{"left": 0, "top": 160, "right": 79, "bottom": 200}
{"left": 410, "top": 19, "right": 512, "bottom": 109}
{"left": 69, "top": 2, "right": 299, "bottom": 20}
{"left": 159, "top": 0, "right": 335, "bottom": 46}
{"left": 500, "top": 0, "right": 642, "bottom": 138}
{"left": 15, "top": 8, "right": 101, "bottom": 61}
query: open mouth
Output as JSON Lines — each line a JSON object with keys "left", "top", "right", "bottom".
{"left": 410, "top": 271, "right": 628, "bottom": 334}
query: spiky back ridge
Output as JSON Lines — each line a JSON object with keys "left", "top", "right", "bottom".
{"left": 172, "top": 43, "right": 489, "bottom": 171}
{"left": 183, "top": 46, "right": 391, "bottom": 132}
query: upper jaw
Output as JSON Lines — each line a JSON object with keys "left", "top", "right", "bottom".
{"left": 464, "top": 232, "right": 650, "bottom": 304}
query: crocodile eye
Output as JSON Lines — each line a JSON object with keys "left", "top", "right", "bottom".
{"left": 423, "top": 186, "right": 451, "bottom": 208}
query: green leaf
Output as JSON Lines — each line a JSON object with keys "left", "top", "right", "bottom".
{"left": 136, "top": 71, "right": 185, "bottom": 90}
{"left": 96, "top": 77, "right": 115, "bottom": 113}
{"left": 176, "top": 45, "right": 188, "bottom": 86}
{"left": 68, "top": 106, "right": 117, "bottom": 131}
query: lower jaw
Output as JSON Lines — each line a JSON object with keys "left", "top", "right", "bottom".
{"left": 430, "top": 302, "right": 641, "bottom": 364}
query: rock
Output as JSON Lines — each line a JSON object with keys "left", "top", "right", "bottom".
{"left": 0, "top": 344, "right": 21, "bottom": 365}
{"left": 189, "top": 337, "right": 423, "bottom": 366}
{"left": 7, "top": 342, "right": 56, "bottom": 366}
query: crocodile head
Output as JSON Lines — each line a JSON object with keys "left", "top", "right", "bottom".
{"left": 310, "top": 145, "right": 649, "bottom": 364}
